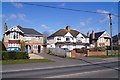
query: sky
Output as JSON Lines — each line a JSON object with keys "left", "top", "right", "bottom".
{"left": 1, "top": 2, "right": 118, "bottom": 40}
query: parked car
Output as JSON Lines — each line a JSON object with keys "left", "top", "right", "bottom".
{"left": 7, "top": 47, "right": 20, "bottom": 52}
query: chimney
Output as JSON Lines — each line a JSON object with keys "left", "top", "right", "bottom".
{"left": 92, "top": 30, "right": 95, "bottom": 39}
{"left": 66, "top": 26, "right": 71, "bottom": 32}
{"left": 4, "top": 23, "right": 8, "bottom": 33}
{"left": 87, "top": 31, "right": 90, "bottom": 37}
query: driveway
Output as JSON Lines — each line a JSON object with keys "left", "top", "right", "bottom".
{"left": 40, "top": 53, "right": 86, "bottom": 65}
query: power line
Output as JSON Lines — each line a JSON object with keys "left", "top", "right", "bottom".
{"left": 21, "top": 2, "right": 119, "bottom": 17}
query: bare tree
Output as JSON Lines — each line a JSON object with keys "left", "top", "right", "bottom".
{"left": 43, "top": 31, "right": 50, "bottom": 44}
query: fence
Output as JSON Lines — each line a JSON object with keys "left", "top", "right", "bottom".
{"left": 46, "top": 48, "right": 71, "bottom": 57}
{"left": 106, "top": 50, "right": 119, "bottom": 55}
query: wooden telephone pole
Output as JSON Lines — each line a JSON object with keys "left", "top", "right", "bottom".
{"left": 109, "top": 13, "right": 113, "bottom": 55}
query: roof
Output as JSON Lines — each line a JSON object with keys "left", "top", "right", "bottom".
{"left": 17, "top": 26, "right": 42, "bottom": 36}
{"left": 112, "top": 33, "right": 120, "bottom": 41}
{"left": 90, "top": 31, "right": 105, "bottom": 39}
{"left": 90, "top": 31, "right": 105, "bottom": 43}
{"left": 47, "top": 28, "right": 87, "bottom": 38}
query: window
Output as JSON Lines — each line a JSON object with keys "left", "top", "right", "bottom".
{"left": 57, "top": 37, "right": 61, "bottom": 41}
{"left": 81, "top": 37, "right": 83, "bottom": 39}
{"left": 9, "top": 32, "right": 19, "bottom": 39}
{"left": 66, "top": 37, "right": 70, "bottom": 41}
{"left": 36, "top": 36, "right": 40, "bottom": 40}
{"left": 33, "top": 45, "right": 38, "bottom": 49}
{"left": 100, "top": 38, "right": 104, "bottom": 42}
{"left": 106, "top": 39, "right": 108, "bottom": 42}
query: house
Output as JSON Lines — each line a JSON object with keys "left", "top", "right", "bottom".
{"left": 47, "top": 26, "right": 89, "bottom": 50}
{"left": 112, "top": 33, "right": 120, "bottom": 46}
{"left": 89, "top": 30, "right": 111, "bottom": 48}
{"left": 3, "top": 23, "right": 44, "bottom": 53}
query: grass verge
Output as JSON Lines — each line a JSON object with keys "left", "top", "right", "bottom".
{"left": 1, "top": 59, "right": 55, "bottom": 65}
{"left": 88, "top": 54, "right": 120, "bottom": 58}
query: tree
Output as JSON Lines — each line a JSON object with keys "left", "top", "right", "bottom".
{"left": 20, "top": 41, "right": 26, "bottom": 52}
{"left": 0, "top": 41, "right": 6, "bottom": 51}
{"left": 43, "top": 31, "right": 50, "bottom": 44}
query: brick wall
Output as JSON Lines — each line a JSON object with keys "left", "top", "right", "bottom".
{"left": 71, "top": 49, "right": 107, "bottom": 58}
{"left": 87, "top": 50, "right": 106, "bottom": 56}
{"left": 71, "top": 50, "right": 86, "bottom": 58}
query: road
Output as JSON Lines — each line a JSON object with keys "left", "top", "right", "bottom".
{"left": 2, "top": 61, "right": 119, "bottom": 78}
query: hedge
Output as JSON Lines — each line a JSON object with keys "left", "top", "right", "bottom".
{"left": 106, "top": 46, "right": 120, "bottom": 50}
{"left": 0, "top": 51, "right": 29, "bottom": 60}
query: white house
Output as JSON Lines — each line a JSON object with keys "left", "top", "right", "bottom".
{"left": 47, "top": 26, "right": 89, "bottom": 50}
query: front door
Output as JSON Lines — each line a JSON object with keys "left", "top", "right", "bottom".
{"left": 26, "top": 45, "right": 30, "bottom": 53}
{"left": 38, "top": 45, "right": 41, "bottom": 53}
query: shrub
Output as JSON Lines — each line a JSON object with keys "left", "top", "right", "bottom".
{"left": 0, "top": 41, "right": 6, "bottom": 51}
{"left": 89, "top": 47, "right": 106, "bottom": 52}
{"left": 1, "top": 51, "right": 29, "bottom": 60}
{"left": 106, "top": 46, "right": 120, "bottom": 50}
{"left": 73, "top": 48, "right": 86, "bottom": 53}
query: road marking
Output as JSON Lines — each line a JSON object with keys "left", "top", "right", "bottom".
{"left": 46, "top": 68, "right": 118, "bottom": 78}
{"left": 1, "top": 60, "right": 119, "bottom": 73}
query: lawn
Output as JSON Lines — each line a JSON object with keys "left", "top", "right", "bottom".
{"left": 1, "top": 59, "right": 55, "bottom": 65}
{"left": 88, "top": 54, "right": 120, "bottom": 58}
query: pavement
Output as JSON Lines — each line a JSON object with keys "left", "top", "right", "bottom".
{"left": 29, "top": 53, "right": 44, "bottom": 59}
{"left": 1, "top": 53, "right": 119, "bottom": 73}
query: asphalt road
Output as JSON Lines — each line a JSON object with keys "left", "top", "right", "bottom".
{"left": 2, "top": 61, "right": 119, "bottom": 78}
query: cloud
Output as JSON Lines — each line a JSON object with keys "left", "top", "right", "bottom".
{"left": 18, "top": 14, "right": 31, "bottom": 22}
{"left": 96, "top": 9, "right": 110, "bottom": 23}
{"left": 80, "top": 21, "right": 85, "bottom": 26}
{"left": 11, "top": 2, "right": 23, "bottom": 8}
{"left": 97, "top": 9, "right": 110, "bottom": 14}
{"left": 41, "top": 24, "right": 55, "bottom": 34}
{"left": 9, "top": 14, "right": 17, "bottom": 19}
{"left": 41, "top": 24, "right": 49, "bottom": 29}
{"left": 79, "top": 18, "right": 92, "bottom": 27}
{"left": 0, "top": 14, "right": 5, "bottom": 19}
{"left": 58, "top": 3, "right": 66, "bottom": 8}
{"left": 2, "top": 13, "right": 31, "bottom": 23}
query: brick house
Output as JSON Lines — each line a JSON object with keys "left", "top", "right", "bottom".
{"left": 88, "top": 31, "right": 111, "bottom": 48}
{"left": 3, "top": 23, "right": 44, "bottom": 53}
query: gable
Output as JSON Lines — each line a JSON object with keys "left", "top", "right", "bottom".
{"left": 76, "top": 33, "right": 84, "bottom": 38}
{"left": 64, "top": 32, "right": 73, "bottom": 37}
{"left": 5, "top": 25, "right": 23, "bottom": 33}
{"left": 99, "top": 31, "right": 110, "bottom": 39}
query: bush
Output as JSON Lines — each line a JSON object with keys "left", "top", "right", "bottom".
{"left": 89, "top": 47, "right": 106, "bottom": 51}
{"left": 0, "top": 41, "right": 6, "bottom": 51}
{"left": 1, "top": 51, "right": 29, "bottom": 60}
{"left": 106, "top": 46, "right": 120, "bottom": 50}
{"left": 73, "top": 48, "right": 86, "bottom": 53}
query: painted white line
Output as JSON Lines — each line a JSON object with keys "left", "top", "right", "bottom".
{"left": 1, "top": 60, "right": 119, "bottom": 73}
{"left": 46, "top": 68, "right": 118, "bottom": 78}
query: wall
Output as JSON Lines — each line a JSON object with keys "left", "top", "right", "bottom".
{"left": 87, "top": 50, "right": 106, "bottom": 56}
{"left": 71, "top": 50, "right": 86, "bottom": 58}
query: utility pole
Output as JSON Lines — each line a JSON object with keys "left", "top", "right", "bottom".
{"left": 109, "top": 13, "right": 113, "bottom": 55}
